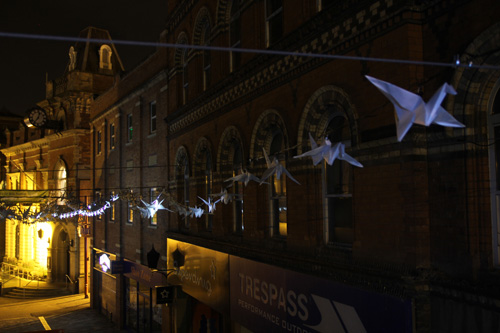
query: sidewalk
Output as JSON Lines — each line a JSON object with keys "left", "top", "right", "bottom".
{"left": 0, "top": 277, "right": 129, "bottom": 332}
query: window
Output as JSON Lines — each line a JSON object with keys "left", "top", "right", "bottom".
{"left": 265, "top": 0, "right": 283, "bottom": 47}
{"left": 202, "top": 22, "right": 211, "bottom": 91}
{"left": 110, "top": 123, "right": 115, "bottom": 150}
{"left": 488, "top": 79, "right": 500, "bottom": 265}
{"left": 230, "top": 0, "right": 242, "bottom": 72}
{"left": 96, "top": 191, "right": 102, "bottom": 220}
{"left": 128, "top": 190, "right": 134, "bottom": 223}
{"left": 269, "top": 133, "right": 287, "bottom": 237}
{"left": 232, "top": 144, "right": 244, "bottom": 233}
{"left": 150, "top": 188, "right": 160, "bottom": 226}
{"left": 97, "top": 130, "right": 102, "bottom": 154}
{"left": 99, "top": 45, "right": 113, "bottom": 70}
{"left": 182, "top": 49, "right": 189, "bottom": 104}
{"left": 127, "top": 114, "right": 133, "bottom": 142}
{"left": 110, "top": 191, "right": 116, "bottom": 221}
{"left": 150, "top": 101, "right": 157, "bottom": 134}
{"left": 324, "top": 115, "right": 354, "bottom": 244}
{"left": 204, "top": 152, "right": 213, "bottom": 230}
{"left": 56, "top": 161, "right": 67, "bottom": 205}
{"left": 183, "top": 159, "right": 190, "bottom": 228}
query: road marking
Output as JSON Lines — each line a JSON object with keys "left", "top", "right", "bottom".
{"left": 38, "top": 316, "right": 51, "bottom": 330}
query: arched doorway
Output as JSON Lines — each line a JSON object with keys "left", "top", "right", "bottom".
{"left": 52, "top": 228, "right": 70, "bottom": 282}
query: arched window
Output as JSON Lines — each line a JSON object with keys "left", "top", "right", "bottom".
{"left": 202, "top": 21, "right": 211, "bottom": 91}
{"left": 99, "top": 45, "right": 113, "bottom": 70}
{"left": 182, "top": 48, "right": 189, "bottom": 104}
{"left": 183, "top": 158, "right": 190, "bottom": 228}
{"left": 204, "top": 152, "right": 213, "bottom": 230}
{"left": 324, "top": 113, "right": 354, "bottom": 244}
{"left": 265, "top": 0, "right": 283, "bottom": 47}
{"left": 268, "top": 132, "right": 287, "bottom": 237}
{"left": 55, "top": 160, "right": 67, "bottom": 205}
{"left": 232, "top": 142, "right": 244, "bottom": 232}
{"left": 488, "top": 79, "right": 500, "bottom": 265}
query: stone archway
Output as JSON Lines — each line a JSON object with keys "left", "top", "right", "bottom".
{"left": 50, "top": 227, "right": 71, "bottom": 282}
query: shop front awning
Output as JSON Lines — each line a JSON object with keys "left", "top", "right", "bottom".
{"left": 0, "top": 190, "right": 50, "bottom": 204}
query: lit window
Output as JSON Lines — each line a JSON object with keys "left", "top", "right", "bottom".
{"left": 150, "top": 188, "right": 159, "bottom": 226}
{"left": 230, "top": 0, "right": 242, "bottom": 72}
{"left": 268, "top": 133, "right": 287, "bottom": 237}
{"left": 109, "top": 123, "right": 115, "bottom": 150}
{"left": 150, "top": 101, "right": 157, "bottom": 134}
{"left": 56, "top": 161, "right": 67, "bottom": 206}
{"left": 96, "top": 191, "right": 102, "bottom": 220}
{"left": 265, "top": 0, "right": 283, "bottom": 47}
{"left": 99, "top": 45, "right": 113, "bottom": 70}
{"left": 127, "top": 114, "right": 133, "bottom": 142}
{"left": 128, "top": 190, "right": 134, "bottom": 223}
{"left": 204, "top": 152, "right": 213, "bottom": 231}
{"left": 110, "top": 191, "right": 116, "bottom": 221}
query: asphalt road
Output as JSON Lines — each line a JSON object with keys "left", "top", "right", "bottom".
{"left": 0, "top": 294, "right": 129, "bottom": 332}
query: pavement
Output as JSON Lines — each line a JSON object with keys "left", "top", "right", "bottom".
{"left": 0, "top": 277, "right": 130, "bottom": 333}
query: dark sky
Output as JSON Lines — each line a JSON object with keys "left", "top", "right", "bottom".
{"left": 0, "top": 1, "right": 168, "bottom": 116}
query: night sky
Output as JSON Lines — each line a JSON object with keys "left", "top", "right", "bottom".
{"left": 0, "top": 1, "right": 168, "bottom": 116}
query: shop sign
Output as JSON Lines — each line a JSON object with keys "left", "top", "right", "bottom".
{"left": 93, "top": 249, "right": 116, "bottom": 276}
{"left": 155, "top": 285, "right": 175, "bottom": 304}
{"left": 123, "top": 259, "right": 167, "bottom": 287}
{"left": 230, "top": 256, "right": 413, "bottom": 333}
{"left": 166, "top": 238, "right": 229, "bottom": 314}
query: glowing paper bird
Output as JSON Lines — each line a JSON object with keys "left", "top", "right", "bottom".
{"left": 211, "top": 188, "right": 238, "bottom": 205}
{"left": 141, "top": 199, "right": 171, "bottom": 218}
{"left": 189, "top": 206, "right": 204, "bottom": 218}
{"left": 294, "top": 133, "right": 363, "bottom": 167}
{"left": 224, "top": 169, "right": 262, "bottom": 187}
{"left": 365, "top": 75, "right": 465, "bottom": 141}
{"left": 260, "top": 148, "right": 300, "bottom": 185}
{"left": 198, "top": 196, "right": 221, "bottom": 213}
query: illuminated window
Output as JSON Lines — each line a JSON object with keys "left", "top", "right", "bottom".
{"left": 265, "top": 0, "right": 283, "bottom": 47}
{"left": 127, "top": 114, "right": 133, "bottom": 142}
{"left": 324, "top": 114, "right": 354, "bottom": 244}
{"left": 56, "top": 160, "right": 67, "bottom": 205}
{"left": 230, "top": 0, "right": 242, "bottom": 72}
{"left": 150, "top": 101, "right": 157, "bottom": 134}
{"left": 110, "top": 191, "right": 116, "bottom": 221}
{"left": 128, "top": 190, "right": 134, "bottom": 223}
{"left": 99, "top": 45, "right": 113, "bottom": 70}
{"left": 150, "top": 188, "right": 159, "bottom": 226}
{"left": 232, "top": 143, "right": 244, "bottom": 233}
{"left": 109, "top": 123, "right": 115, "bottom": 150}
{"left": 96, "top": 191, "right": 102, "bottom": 220}
{"left": 268, "top": 133, "right": 287, "bottom": 237}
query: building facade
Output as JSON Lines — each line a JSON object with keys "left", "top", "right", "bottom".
{"left": 90, "top": 1, "right": 500, "bottom": 332}
{"left": 0, "top": 27, "right": 123, "bottom": 294}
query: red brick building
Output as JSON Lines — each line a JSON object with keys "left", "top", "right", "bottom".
{"left": 1, "top": 27, "right": 123, "bottom": 294}
{"left": 90, "top": 1, "right": 500, "bottom": 332}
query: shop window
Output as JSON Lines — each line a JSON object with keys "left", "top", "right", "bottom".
{"left": 265, "top": 0, "right": 283, "bottom": 47}
{"left": 324, "top": 114, "right": 354, "bottom": 245}
{"left": 230, "top": 0, "right": 242, "bottom": 72}
{"left": 150, "top": 101, "right": 157, "bottom": 134}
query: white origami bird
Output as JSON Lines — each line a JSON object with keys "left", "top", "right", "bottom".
{"left": 211, "top": 188, "right": 238, "bottom": 205}
{"left": 260, "top": 148, "right": 300, "bottom": 185}
{"left": 365, "top": 75, "right": 465, "bottom": 141}
{"left": 294, "top": 133, "right": 363, "bottom": 167}
{"left": 224, "top": 169, "right": 262, "bottom": 187}
{"left": 189, "top": 206, "right": 204, "bottom": 218}
{"left": 198, "top": 196, "right": 221, "bottom": 213}
{"left": 140, "top": 199, "right": 170, "bottom": 218}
